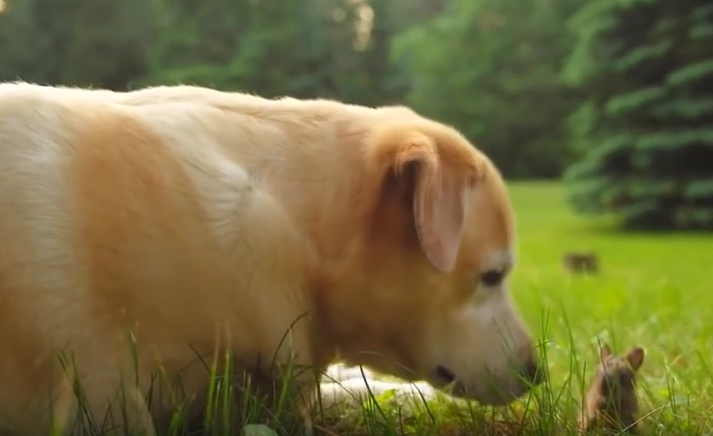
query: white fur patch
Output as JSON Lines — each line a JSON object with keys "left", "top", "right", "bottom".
{"left": 133, "top": 104, "right": 258, "bottom": 250}
{"left": 319, "top": 364, "right": 441, "bottom": 414}
{"left": 0, "top": 101, "right": 87, "bottom": 336}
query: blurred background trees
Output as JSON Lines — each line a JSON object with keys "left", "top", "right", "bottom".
{"left": 0, "top": 0, "right": 711, "bottom": 230}
{"left": 562, "top": 0, "right": 713, "bottom": 230}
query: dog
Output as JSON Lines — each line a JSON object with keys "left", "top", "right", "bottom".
{"left": 0, "top": 82, "right": 545, "bottom": 435}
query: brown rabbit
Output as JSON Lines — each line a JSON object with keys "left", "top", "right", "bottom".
{"left": 563, "top": 251, "right": 599, "bottom": 274}
{"left": 577, "top": 342, "right": 645, "bottom": 434}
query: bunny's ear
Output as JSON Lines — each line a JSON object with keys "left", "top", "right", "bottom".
{"left": 599, "top": 342, "right": 612, "bottom": 360}
{"left": 625, "top": 346, "right": 646, "bottom": 371}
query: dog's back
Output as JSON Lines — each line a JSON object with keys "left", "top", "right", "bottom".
{"left": 0, "top": 83, "right": 318, "bottom": 435}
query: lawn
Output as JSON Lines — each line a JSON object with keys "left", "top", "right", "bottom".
{"left": 44, "top": 181, "right": 713, "bottom": 436}
{"left": 503, "top": 181, "right": 711, "bottom": 434}
{"left": 314, "top": 181, "right": 713, "bottom": 436}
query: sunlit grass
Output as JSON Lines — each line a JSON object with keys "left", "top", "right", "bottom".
{"left": 507, "top": 181, "right": 713, "bottom": 435}
{"left": 312, "top": 181, "right": 713, "bottom": 435}
{"left": 26, "top": 181, "right": 713, "bottom": 435}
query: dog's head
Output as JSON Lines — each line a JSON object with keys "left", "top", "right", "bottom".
{"left": 321, "top": 112, "right": 545, "bottom": 406}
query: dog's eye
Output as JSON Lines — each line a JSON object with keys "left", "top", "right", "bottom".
{"left": 480, "top": 270, "right": 504, "bottom": 287}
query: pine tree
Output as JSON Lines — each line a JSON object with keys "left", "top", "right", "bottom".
{"left": 392, "top": 0, "right": 587, "bottom": 179}
{"left": 563, "top": 0, "right": 713, "bottom": 230}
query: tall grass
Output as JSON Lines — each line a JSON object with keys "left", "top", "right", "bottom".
{"left": 13, "top": 181, "right": 713, "bottom": 436}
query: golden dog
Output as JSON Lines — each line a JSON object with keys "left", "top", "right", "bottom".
{"left": 0, "top": 82, "right": 545, "bottom": 435}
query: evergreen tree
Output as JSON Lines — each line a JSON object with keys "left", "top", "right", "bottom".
{"left": 563, "top": 0, "right": 713, "bottom": 230}
{"left": 392, "top": 0, "right": 586, "bottom": 179}
{"left": 0, "top": 0, "right": 161, "bottom": 90}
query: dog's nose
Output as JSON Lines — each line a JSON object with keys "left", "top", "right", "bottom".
{"left": 435, "top": 365, "right": 456, "bottom": 384}
{"left": 521, "top": 356, "right": 547, "bottom": 386}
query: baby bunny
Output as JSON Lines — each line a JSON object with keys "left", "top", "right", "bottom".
{"left": 578, "top": 342, "right": 646, "bottom": 434}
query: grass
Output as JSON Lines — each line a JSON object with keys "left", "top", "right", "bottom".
{"left": 504, "top": 181, "right": 713, "bottom": 434}
{"left": 29, "top": 181, "right": 713, "bottom": 436}
{"left": 317, "top": 180, "right": 713, "bottom": 435}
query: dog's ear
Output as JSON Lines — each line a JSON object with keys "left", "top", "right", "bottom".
{"left": 392, "top": 132, "right": 478, "bottom": 273}
{"left": 625, "top": 346, "right": 645, "bottom": 371}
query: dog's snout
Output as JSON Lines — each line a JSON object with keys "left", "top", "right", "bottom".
{"left": 514, "top": 341, "right": 546, "bottom": 386}
{"left": 436, "top": 365, "right": 456, "bottom": 384}
{"left": 521, "top": 355, "right": 546, "bottom": 386}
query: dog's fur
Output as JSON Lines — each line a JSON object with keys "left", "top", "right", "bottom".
{"left": 0, "top": 82, "right": 544, "bottom": 435}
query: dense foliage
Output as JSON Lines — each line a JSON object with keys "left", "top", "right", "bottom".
{"left": 563, "top": 0, "right": 713, "bottom": 229}
{"left": 0, "top": 0, "right": 580, "bottom": 179}
{"left": 0, "top": 0, "right": 712, "bottom": 229}
{"left": 393, "top": 0, "right": 587, "bottom": 178}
